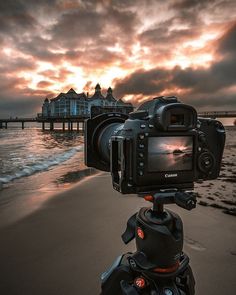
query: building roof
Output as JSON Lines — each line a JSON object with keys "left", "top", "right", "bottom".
{"left": 95, "top": 83, "right": 101, "bottom": 90}
{"left": 48, "top": 85, "right": 133, "bottom": 108}
{"left": 67, "top": 88, "right": 77, "bottom": 94}
{"left": 50, "top": 89, "right": 87, "bottom": 101}
{"left": 105, "top": 87, "right": 116, "bottom": 102}
{"left": 90, "top": 83, "right": 105, "bottom": 100}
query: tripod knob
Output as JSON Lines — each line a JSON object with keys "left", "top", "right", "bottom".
{"left": 175, "top": 192, "right": 197, "bottom": 210}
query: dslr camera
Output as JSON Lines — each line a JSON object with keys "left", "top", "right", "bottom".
{"left": 85, "top": 96, "right": 225, "bottom": 194}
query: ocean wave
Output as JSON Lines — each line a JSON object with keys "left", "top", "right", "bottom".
{"left": 0, "top": 146, "right": 82, "bottom": 186}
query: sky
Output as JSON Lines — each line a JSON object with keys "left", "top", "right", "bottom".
{"left": 0, "top": 0, "right": 236, "bottom": 117}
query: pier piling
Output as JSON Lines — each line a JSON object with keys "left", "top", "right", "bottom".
{"left": 22, "top": 122, "right": 25, "bottom": 129}
{"left": 62, "top": 122, "right": 65, "bottom": 131}
{"left": 50, "top": 122, "right": 54, "bottom": 131}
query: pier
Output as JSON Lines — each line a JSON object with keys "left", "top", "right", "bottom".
{"left": 0, "top": 110, "right": 235, "bottom": 131}
{"left": 0, "top": 116, "right": 87, "bottom": 132}
{"left": 198, "top": 111, "right": 236, "bottom": 119}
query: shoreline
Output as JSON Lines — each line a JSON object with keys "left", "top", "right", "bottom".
{"left": 0, "top": 125, "right": 235, "bottom": 226}
{"left": 0, "top": 173, "right": 235, "bottom": 295}
{"left": 0, "top": 164, "right": 98, "bottom": 229}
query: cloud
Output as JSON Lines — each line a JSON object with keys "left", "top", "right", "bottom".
{"left": 114, "top": 22, "right": 236, "bottom": 107}
{"left": 37, "top": 80, "right": 54, "bottom": 88}
{"left": 218, "top": 22, "right": 236, "bottom": 55}
{"left": 0, "top": 0, "right": 235, "bottom": 116}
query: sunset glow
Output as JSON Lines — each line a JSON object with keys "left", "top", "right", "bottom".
{"left": 0, "top": 0, "right": 235, "bottom": 117}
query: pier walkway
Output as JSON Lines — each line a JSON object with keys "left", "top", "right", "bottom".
{"left": 0, "top": 116, "right": 88, "bottom": 131}
{"left": 0, "top": 111, "right": 235, "bottom": 130}
{"left": 198, "top": 111, "right": 236, "bottom": 118}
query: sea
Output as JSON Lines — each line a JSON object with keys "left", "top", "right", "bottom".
{"left": 0, "top": 119, "right": 235, "bottom": 228}
{"left": 0, "top": 123, "right": 97, "bottom": 228}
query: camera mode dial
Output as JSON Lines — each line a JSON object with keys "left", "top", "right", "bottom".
{"left": 198, "top": 151, "right": 215, "bottom": 173}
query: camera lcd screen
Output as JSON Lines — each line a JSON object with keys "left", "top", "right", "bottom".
{"left": 148, "top": 136, "right": 193, "bottom": 172}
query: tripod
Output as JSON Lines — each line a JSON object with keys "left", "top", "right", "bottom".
{"left": 100, "top": 191, "right": 197, "bottom": 295}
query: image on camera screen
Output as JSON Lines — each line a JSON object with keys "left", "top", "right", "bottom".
{"left": 148, "top": 136, "right": 193, "bottom": 172}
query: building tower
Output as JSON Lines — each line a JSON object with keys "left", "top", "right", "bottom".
{"left": 42, "top": 98, "right": 50, "bottom": 117}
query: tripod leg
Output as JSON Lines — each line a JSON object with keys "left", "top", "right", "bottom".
{"left": 176, "top": 265, "right": 195, "bottom": 295}
{"left": 120, "top": 280, "right": 139, "bottom": 295}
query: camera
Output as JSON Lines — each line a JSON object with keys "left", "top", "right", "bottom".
{"left": 85, "top": 96, "right": 225, "bottom": 194}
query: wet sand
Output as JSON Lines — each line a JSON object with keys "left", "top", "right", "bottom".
{"left": 195, "top": 126, "right": 236, "bottom": 216}
{"left": 0, "top": 173, "right": 235, "bottom": 295}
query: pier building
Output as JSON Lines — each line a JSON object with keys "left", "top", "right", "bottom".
{"left": 42, "top": 84, "right": 133, "bottom": 118}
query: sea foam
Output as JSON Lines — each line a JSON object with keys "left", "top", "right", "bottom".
{"left": 0, "top": 146, "right": 82, "bottom": 185}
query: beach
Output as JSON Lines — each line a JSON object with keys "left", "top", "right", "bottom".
{"left": 0, "top": 172, "right": 235, "bottom": 295}
{"left": 0, "top": 125, "right": 235, "bottom": 294}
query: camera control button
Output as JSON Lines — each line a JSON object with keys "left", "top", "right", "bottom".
{"left": 139, "top": 134, "right": 145, "bottom": 139}
{"left": 198, "top": 133, "right": 206, "bottom": 143}
{"left": 140, "top": 124, "right": 146, "bottom": 129}
{"left": 139, "top": 162, "right": 144, "bottom": 167}
{"left": 138, "top": 171, "right": 144, "bottom": 176}
{"left": 139, "top": 144, "right": 145, "bottom": 149}
{"left": 148, "top": 124, "right": 154, "bottom": 128}
{"left": 138, "top": 153, "right": 144, "bottom": 158}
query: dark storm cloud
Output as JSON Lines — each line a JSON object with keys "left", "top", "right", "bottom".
{"left": 0, "top": 96, "right": 44, "bottom": 118}
{"left": 139, "top": 24, "right": 202, "bottom": 61}
{"left": 180, "top": 92, "right": 236, "bottom": 111}
{"left": 115, "top": 54, "right": 236, "bottom": 106}
{"left": 49, "top": 4, "right": 139, "bottom": 49}
{"left": 0, "top": 0, "right": 39, "bottom": 40}
{"left": 171, "top": 0, "right": 217, "bottom": 10}
{"left": 114, "top": 22, "right": 236, "bottom": 107}
{"left": 114, "top": 68, "right": 170, "bottom": 96}
{"left": 0, "top": 56, "right": 36, "bottom": 73}
{"left": 218, "top": 23, "right": 236, "bottom": 55}
{"left": 172, "top": 54, "right": 236, "bottom": 93}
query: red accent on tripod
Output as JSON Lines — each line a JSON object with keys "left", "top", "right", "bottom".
{"left": 137, "top": 227, "right": 145, "bottom": 239}
{"left": 134, "top": 277, "right": 146, "bottom": 289}
{"left": 153, "top": 261, "right": 180, "bottom": 273}
{"left": 144, "top": 195, "right": 154, "bottom": 202}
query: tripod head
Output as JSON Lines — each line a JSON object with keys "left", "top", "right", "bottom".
{"left": 140, "top": 190, "right": 197, "bottom": 214}
{"left": 101, "top": 191, "right": 197, "bottom": 294}
{"left": 121, "top": 191, "right": 197, "bottom": 273}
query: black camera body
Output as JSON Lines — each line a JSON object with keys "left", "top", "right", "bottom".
{"left": 85, "top": 96, "right": 225, "bottom": 194}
